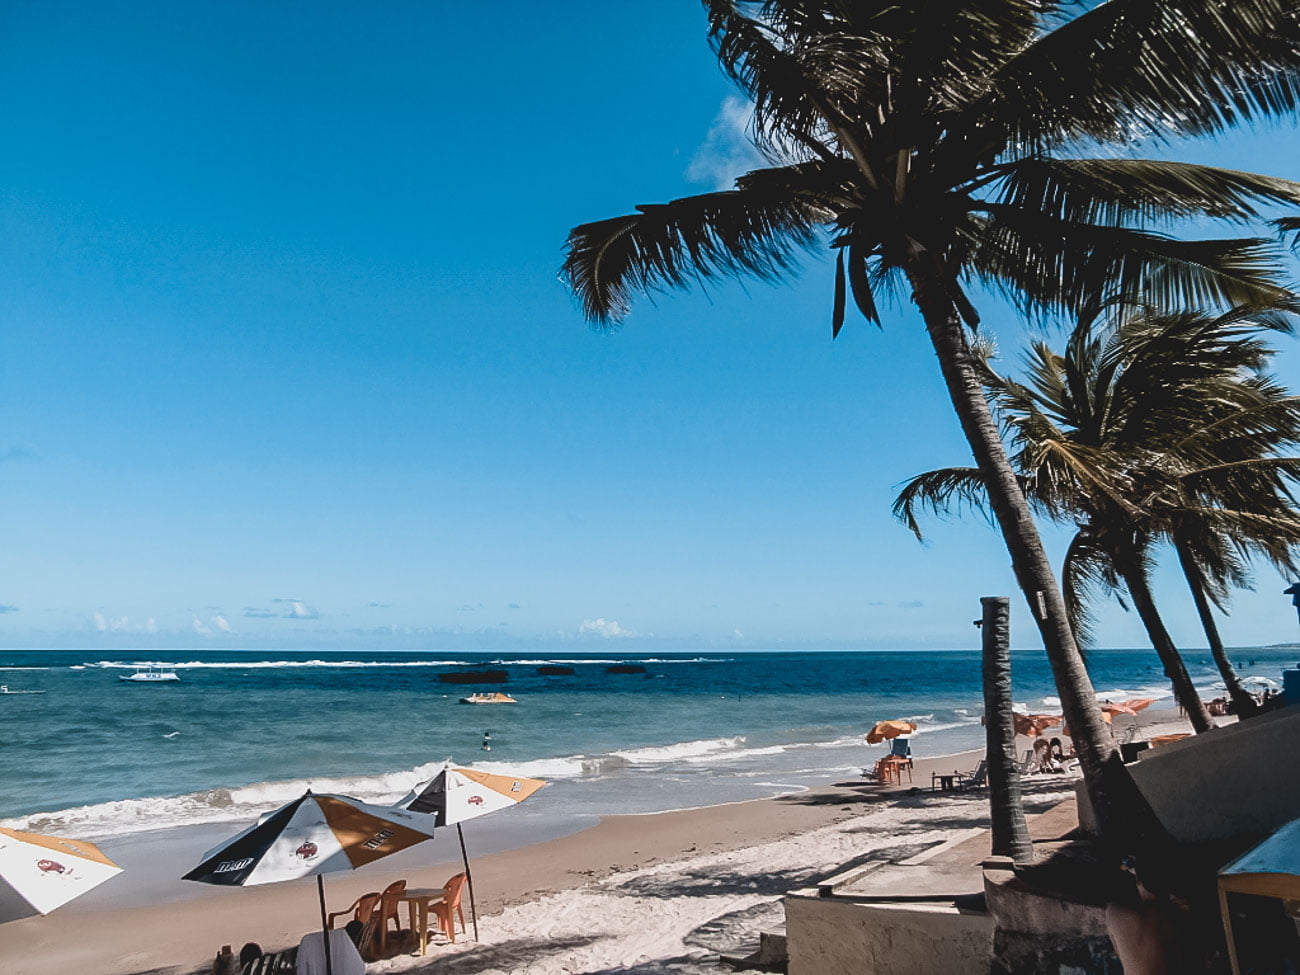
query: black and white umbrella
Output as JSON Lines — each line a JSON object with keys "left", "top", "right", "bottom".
{"left": 184, "top": 791, "right": 436, "bottom": 974}
{"left": 395, "top": 765, "right": 546, "bottom": 940}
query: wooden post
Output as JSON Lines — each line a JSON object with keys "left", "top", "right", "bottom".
{"left": 981, "top": 596, "right": 1034, "bottom": 863}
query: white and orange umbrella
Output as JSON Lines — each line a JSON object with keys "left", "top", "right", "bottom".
{"left": 1100, "top": 701, "right": 1139, "bottom": 723}
{"left": 396, "top": 765, "right": 546, "bottom": 939}
{"left": 184, "top": 791, "right": 437, "bottom": 975}
{"left": 0, "top": 827, "right": 122, "bottom": 923}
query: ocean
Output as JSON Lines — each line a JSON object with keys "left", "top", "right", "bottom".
{"left": 0, "top": 647, "right": 1293, "bottom": 844}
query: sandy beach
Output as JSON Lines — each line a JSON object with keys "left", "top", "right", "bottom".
{"left": 0, "top": 748, "right": 1034, "bottom": 975}
{"left": 0, "top": 709, "right": 1200, "bottom": 975}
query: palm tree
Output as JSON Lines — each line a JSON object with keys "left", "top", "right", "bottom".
{"left": 1164, "top": 380, "right": 1300, "bottom": 716}
{"left": 894, "top": 306, "right": 1300, "bottom": 729}
{"left": 560, "top": 1, "right": 1300, "bottom": 841}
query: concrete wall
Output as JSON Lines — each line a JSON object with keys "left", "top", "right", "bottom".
{"left": 1127, "top": 706, "right": 1300, "bottom": 843}
{"left": 784, "top": 893, "right": 993, "bottom": 975}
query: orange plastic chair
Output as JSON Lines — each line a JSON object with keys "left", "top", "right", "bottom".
{"left": 325, "top": 890, "right": 380, "bottom": 930}
{"left": 432, "top": 873, "right": 468, "bottom": 944}
{"left": 374, "top": 879, "right": 407, "bottom": 953}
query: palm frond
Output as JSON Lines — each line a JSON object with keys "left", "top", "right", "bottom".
{"left": 891, "top": 467, "right": 991, "bottom": 541}
{"left": 971, "top": 211, "right": 1292, "bottom": 320}
{"left": 1061, "top": 529, "right": 1125, "bottom": 652}
{"left": 562, "top": 166, "right": 838, "bottom": 324}
{"left": 980, "top": 0, "right": 1300, "bottom": 147}
{"left": 993, "top": 159, "right": 1300, "bottom": 227}
{"left": 703, "top": 1, "right": 887, "bottom": 156}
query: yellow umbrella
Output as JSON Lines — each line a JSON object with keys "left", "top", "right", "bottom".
{"left": 865, "top": 719, "right": 917, "bottom": 744}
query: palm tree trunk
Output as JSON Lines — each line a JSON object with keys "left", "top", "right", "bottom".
{"left": 1173, "top": 540, "right": 1259, "bottom": 717}
{"left": 903, "top": 259, "right": 1130, "bottom": 841}
{"left": 1111, "top": 540, "right": 1215, "bottom": 733}
{"left": 981, "top": 596, "right": 1033, "bottom": 864}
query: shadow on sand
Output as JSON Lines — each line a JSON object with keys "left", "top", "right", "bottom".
{"left": 404, "top": 934, "right": 603, "bottom": 974}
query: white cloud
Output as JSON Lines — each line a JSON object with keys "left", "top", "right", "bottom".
{"left": 686, "top": 96, "right": 763, "bottom": 190}
{"left": 579, "top": 617, "right": 635, "bottom": 639}
{"left": 246, "top": 598, "right": 320, "bottom": 620}
{"left": 213, "top": 615, "right": 232, "bottom": 633}
{"left": 191, "top": 615, "right": 212, "bottom": 635}
{"left": 144, "top": 617, "right": 158, "bottom": 634}
{"left": 93, "top": 612, "right": 132, "bottom": 632}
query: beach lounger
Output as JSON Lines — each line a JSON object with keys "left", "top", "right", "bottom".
{"left": 242, "top": 947, "right": 297, "bottom": 975}
{"left": 957, "top": 759, "right": 988, "bottom": 791}
{"left": 1018, "top": 750, "right": 1037, "bottom": 775}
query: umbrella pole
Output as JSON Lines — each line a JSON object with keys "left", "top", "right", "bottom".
{"left": 457, "top": 823, "right": 479, "bottom": 941}
{"left": 317, "top": 874, "right": 333, "bottom": 975}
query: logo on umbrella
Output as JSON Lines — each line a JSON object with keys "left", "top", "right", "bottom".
{"left": 361, "top": 829, "right": 393, "bottom": 850}
{"left": 36, "top": 859, "right": 66, "bottom": 874}
{"left": 294, "top": 842, "right": 319, "bottom": 861}
{"left": 467, "top": 794, "right": 484, "bottom": 806}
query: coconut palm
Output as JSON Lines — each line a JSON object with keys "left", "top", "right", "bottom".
{"left": 561, "top": 1, "right": 1300, "bottom": 839}
{"left": 894, "top": 306, "right": 1300, "bottom": 729}
{"left": 1164, "top": 384, "right": 1300, "bottom": 716}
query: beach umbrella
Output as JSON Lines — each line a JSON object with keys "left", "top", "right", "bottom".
{"left": 183, "top": 791, "right": 437, "bottom": 975}
{"left": 1100, "top": 701, "right": 1139, "bottom": 722}
{"left": 864, "top": 719, "right": 917, "bottom": 744}
{"left": 1009, "top": 713, "right": 1062, "bottom": 738}
{"left": 1238, "top": 675, "right": 1280, "bottom": 691}
{"left": 0, "top": 827, "right": 122, "bottom": 923}
{"left": 395, "top": 765, "right": 546, "bottom": 940}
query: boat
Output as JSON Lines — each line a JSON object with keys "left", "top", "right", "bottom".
{"left": 458, "top": 692, "right": 517, "bottom": 704}
{"left": 0, "top": 685, "right": 45, "bottom": 695}
{"left": 537, "top": 665, "right": 575, "bottom": 676}
{"left": 437, "top": 669, "right": 508, "bottom": 685}
{"left": 119, "top": 664, "right": 180, "bottom": 683}
{"left": 606, "top": 664, "right": 647, "bottom": 674}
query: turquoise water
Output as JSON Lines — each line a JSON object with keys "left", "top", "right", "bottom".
{"left": 0, "top": 647, "right": 1293, "bottom": 839}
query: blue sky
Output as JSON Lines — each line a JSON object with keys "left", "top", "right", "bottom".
{"left": 2, "top": 2, "right": 1300, "bottom": 652}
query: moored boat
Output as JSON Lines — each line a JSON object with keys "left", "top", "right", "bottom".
{"left": 458, "top": 692, "right": 517, "bottom": 704}
{"left": 537, "top": 665, "right": 575, "bottom": 676}
{"left": 119, "top": 664, "right": 180, "bottom": 683}
{"left": 606, "top": 664, "right": 647, "bottom": 674}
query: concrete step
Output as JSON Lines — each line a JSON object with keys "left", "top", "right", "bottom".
{"left": 720, "top": 926, "right": 787, "bottom": 972}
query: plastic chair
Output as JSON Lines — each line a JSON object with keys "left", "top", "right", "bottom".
{"left": 432, "top": 873, "right": 468, "bottom": 944}
{"left": 325, "top": 891, "right": 380, "bottom": 930}
{"left": 374, "top": 879, "right": 407, "bottom": 954}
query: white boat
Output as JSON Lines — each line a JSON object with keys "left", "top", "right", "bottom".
{"left": 0, "top": 684, "right": 45, "bottom": 695}
{"left": 458, "top": 692, "right": 516, "bottom": 704}
{"left": 119, "top": 664, "right": 180, "bottom": 683}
